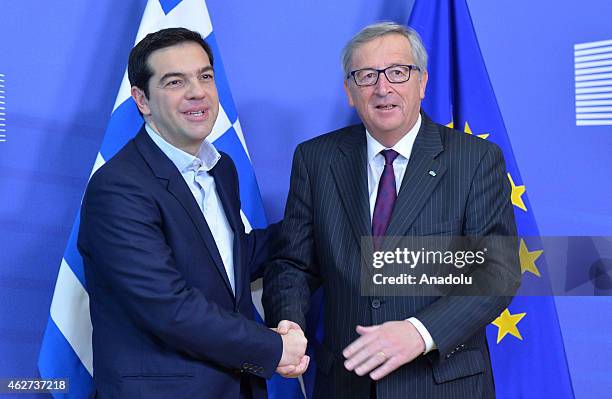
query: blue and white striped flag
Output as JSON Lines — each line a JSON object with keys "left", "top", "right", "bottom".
{"left": 38, "top": 1, "right": 303, "bottom": 397}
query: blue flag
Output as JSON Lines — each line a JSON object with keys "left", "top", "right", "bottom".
{"left": 409, "top": 0, "right": 575, "bottom": 397}
{"left": 37, "top": 1, "right": 303, "bottom": 397}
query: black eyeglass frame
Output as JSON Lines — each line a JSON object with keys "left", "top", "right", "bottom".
{"left": 348, "top": 64, "right": 421, "bottom": 86}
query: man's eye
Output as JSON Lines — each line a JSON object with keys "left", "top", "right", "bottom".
{"left": 166, "top": 80, "right": 183, "bottom": 87}
{"left": 200, "top": 73, "right": 214, "bottom": 80}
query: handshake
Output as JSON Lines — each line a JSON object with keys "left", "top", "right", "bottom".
{"left": 272, "top": 320, "right": 310, "bottom": 378}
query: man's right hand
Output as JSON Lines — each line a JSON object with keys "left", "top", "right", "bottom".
{"left": 275, "top": 320, "right": 309, "bottom": 378}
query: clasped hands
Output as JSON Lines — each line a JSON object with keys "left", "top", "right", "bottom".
{"left": 273, "top": 320, "right": 310, "bottom": 378}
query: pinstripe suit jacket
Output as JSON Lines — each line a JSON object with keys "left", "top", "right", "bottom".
{"left": 263, "top": 114, "right": 520, "bottom": 399}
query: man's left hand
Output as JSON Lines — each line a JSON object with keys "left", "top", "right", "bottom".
{"left": 342, "top": 320, "right": 425, "bottom": 380}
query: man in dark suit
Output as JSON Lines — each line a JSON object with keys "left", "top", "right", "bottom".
{"left": 78, "top": 28, "right": 308, "bottom": 399}
{"left": 263, "top": 22, "right": 520, "bottom": 398}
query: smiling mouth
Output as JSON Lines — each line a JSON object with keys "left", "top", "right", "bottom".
{"left": 182, "top": 109, "right": 210, "bottom": 121}
{"left": 375, "top": 104, "right": 397, "bottom": 110}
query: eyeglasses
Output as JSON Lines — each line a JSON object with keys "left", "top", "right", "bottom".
{"left": 348, "top": 64, "right": 421, "bottom": 86}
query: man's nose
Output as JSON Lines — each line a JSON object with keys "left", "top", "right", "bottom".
{"left": 373, "top": 71, "right": 393, "bottom": 95}
{"left": 185, "top": 80, "right": 207, "bottom": 99}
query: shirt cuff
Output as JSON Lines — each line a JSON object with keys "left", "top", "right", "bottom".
{"left": 407, "top": 317, "right": 437, "bottom": 354}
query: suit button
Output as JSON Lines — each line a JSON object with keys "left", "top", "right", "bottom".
{"left": 371, "top": 299, "right": 381, "bottom": 309}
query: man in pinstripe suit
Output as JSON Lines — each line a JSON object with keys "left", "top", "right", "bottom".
{"left": 263, "top": 22, "right": 520, "bottom": 398}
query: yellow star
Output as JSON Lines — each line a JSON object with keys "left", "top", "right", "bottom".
{"left": 446, "top": 120, "right": 454, "bottom": 128}
{"left": 463, "top": 121, "right": 490, "bottom": 140}
{"left": 507, "top": 173, "right": 527, "bottom": 211}
{"left": 491, "top": 309, "right": 526, "bottom": 344}
{"left": 519, "top": 239, "right": 543, "bottom": 277}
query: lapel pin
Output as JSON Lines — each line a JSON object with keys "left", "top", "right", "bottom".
{"left": 428, "top": 170, "right": 437, "bottom": 177}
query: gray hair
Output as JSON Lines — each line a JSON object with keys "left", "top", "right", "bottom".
{"left": 341, "top": 22, "right": 428, "bottom": 78}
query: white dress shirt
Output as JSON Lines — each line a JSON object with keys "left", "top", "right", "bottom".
{"left": 365, "top": 114, "right": 436, "bottom": 354}
{"left": 146, "top": 124, "right": 236, "bottom": 294}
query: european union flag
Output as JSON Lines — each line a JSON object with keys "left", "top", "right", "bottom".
{"left": 409, "top": 0, "right": 575, "bottom": 397}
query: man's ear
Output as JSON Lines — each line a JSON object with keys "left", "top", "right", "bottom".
{"left": 419, "top": 71, "right": 428, "bottom": 100}
{"left": 131, "top": 86, "right": 151, "bottom": 116}
{"left": 343, "top": 80, "right": 355, "bottom": 107}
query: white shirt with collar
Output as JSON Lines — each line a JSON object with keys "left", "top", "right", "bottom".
{"left": 145, "top": 124, "right": 236, "bottom": 294}
{"left": 365, "top": 114, "right": 436, "bottom": 354}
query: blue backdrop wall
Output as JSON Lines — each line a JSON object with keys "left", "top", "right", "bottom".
{"left": 0, "top": 1, "right": 611, "bottom": 397}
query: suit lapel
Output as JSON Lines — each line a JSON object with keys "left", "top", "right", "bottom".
{"left": 330, "top": 125, "right": 376, "bottom": 275}
{"left": 134, "top": 128, "right": 235, "bottom": 298}
{"left": 208, "top": 158, "right": 243, "bottom": 304}
{"left": 331, "top": 125, "right": 372, "bottom": 243}
{"left": 385, "top": 115, "right": 446, "bottom": 243}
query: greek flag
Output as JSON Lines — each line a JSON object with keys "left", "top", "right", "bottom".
{"left": 38, "top": 1, "right": 302, "bottom": 397}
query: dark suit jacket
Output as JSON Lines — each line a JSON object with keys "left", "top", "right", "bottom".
{"left": 78, "top": 126, "right": 282, "bottom": 399}
{"left": 263, "top": 114, "right": 520, "bottom": 399}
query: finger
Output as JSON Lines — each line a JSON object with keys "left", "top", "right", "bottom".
{"left": 356, "top": 324, "right": 380, "bottom": 335}
{"left": 279, "top": 355, "right": 310, "bottom": 378}
{"left": 277, "top": 364, "right": 296, "bottom": 373}
{"left": 354, "top": 350, "right": 388, "bottom": 376}
{"left": 278, "top": 320, "right": 302, "bottom": 335}
{"left": 276, "top": 364, "right": 296, "bottom": 375}
{"left": 303, "top": 355, "right": 311, "bottom": 371}
{"left": 370, "top": 356, "right": 403, "bottom": 381}
{"left": 343, "top": 330, "right": 378, "bottom": 359}
{"left": 344, "top": 341, "right": 381, "bottom": 371}
{"left": 277, "top": 320, "right": 291, "bottom": 334}
{"left": 293, "top": 355, "right": 311, "bottom": 375}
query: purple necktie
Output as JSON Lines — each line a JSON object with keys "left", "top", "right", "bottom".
{"left": 372, "top": 149, "right": 399, "bottom": 248}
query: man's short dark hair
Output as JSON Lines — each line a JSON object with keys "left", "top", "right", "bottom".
{"left": 128, "top": 27, "right": 214, "bottom": 98}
